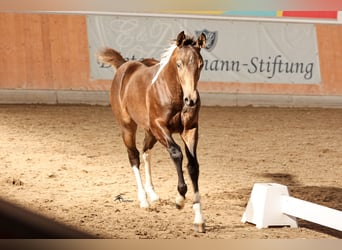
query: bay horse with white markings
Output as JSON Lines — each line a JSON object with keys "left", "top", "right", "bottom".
{"left": 98, "top": 31, "right": 206, "bottom": 232}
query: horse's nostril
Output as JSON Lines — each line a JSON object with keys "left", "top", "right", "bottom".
{"left": 184, "top": 97, "right": 195, "bottom": 107}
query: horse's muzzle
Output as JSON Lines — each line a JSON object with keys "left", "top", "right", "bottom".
{"left": 184, "top": 96, "right": 197, "bottom": 107}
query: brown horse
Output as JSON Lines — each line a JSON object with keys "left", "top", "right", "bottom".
{"left": 98, "top": 31, "right": 206, "bottom": 232}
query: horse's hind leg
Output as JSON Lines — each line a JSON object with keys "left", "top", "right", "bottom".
{"left": 142, "top": 131, "right": 159, "bottom": 203}
{"left": 121, "top": 124, "right": 149, "bottom": 208}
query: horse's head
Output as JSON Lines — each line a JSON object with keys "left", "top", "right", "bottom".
{"left": 174, "top": 31, "right": 206, "bottom": 107}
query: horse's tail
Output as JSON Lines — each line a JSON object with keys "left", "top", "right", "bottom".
{"left": 97, "top": 48, "right": 127, "bottom": 70}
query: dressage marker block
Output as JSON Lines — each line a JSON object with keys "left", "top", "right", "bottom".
{"left": 241, "top": 183, "right": 342, "bottom": 231}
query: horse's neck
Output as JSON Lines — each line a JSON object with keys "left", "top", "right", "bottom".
{"left": 150, "top": 66, "right": 183, "bottom": 107}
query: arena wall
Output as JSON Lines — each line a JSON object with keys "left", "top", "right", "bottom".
{"left": 1, "top": 13, "right": 342, "bottom": 107}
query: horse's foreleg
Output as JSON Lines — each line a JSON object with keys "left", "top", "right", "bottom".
{"left": 186, "top": 150, "right": 205, "bottom": 233}
{"left": 150, "top": 119, "right": 187, "bottom": 209}
{"left": 168, "top": 143, "right": 187, "bottom": 209}
{"left": 181, "top": 127, "right": 205, "bottom": 233}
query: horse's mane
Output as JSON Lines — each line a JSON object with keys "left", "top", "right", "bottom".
{"left": 151, "top": 42, "right": 177, "bottom": 84}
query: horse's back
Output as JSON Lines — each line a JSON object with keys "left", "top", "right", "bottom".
{"left": 110, "top": 61, "right": 155, "bottom": 128}
{"left": 111, "top": 60, "right": 155, "bottom": 100}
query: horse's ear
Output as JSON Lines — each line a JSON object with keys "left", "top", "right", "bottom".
{"left": 176, "top": 31, "right": 186, "bottom": 46}
{"left": 196, "top": 32, "right": 206, "bottom": 49}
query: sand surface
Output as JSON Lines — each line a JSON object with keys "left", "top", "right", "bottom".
{"left": 0, "top": 105, "right": 341, "bottom": 238}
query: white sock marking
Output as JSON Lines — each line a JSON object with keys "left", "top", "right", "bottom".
{"left": 143, "top": 150, "right": 159, "bottom": 202}
{"left": 193, "top": 203, "right": 205, "bottom": 224}
{"left": 132, "top": 166, "right": 149, "bottom": 208}
{"left": 193, "top": 192, "right": 204, "bottom": 224}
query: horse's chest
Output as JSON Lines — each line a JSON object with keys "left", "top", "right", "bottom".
{"left": 181, "top": 107, "right": 199, "bottom": 129}
{"left": 168, "top": 107, "right": 198, "bottom": 132}
{"left": 168, "top": 111, "right": 183, "bottom": 132}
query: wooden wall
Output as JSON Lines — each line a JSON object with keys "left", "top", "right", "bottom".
{"left": 1, "top": 13, "right": 342, "bottom": 97}
{"left": 0, "top": 13, "right": 109, "bottom": 91}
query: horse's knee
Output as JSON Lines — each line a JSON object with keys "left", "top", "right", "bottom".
{"left": 168, "top": 145, "right": 183, "bottom": 160}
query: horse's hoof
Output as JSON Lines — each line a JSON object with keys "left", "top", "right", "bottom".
{"left": 149, "top": 195, "right": 160, "bottom": 204}
{"left": 194, "top": 223, "right": 206, "bottom": 233}
{"left": 175, "top": 195, "right": 185, "bottom": 210}
{"left": 150, "top": 198, "right": 160, "bottom": 207}
{"left": 139, "top": 200, "right": 149, "bottom": 209}
{"left": 175, "top": 203, "right": 183, "bottom": 210}
{"left": 146, "top": 188, "right": 160, "bottom": 203}
{"left": 150, "top": 198, "right": 160, "bottom": 204}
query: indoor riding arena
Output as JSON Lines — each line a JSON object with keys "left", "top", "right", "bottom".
{"left": 0, "top": 9, "right": 341, "bottom": 239}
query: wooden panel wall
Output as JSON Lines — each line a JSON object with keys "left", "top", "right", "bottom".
{"left": 0, "top": 13, "right": 108, "bottom": 91}
{"left": 316, "top": 24, "right": 342, "bottom": 94}
{"left": 0, "top": 13, "right": 342, "bottom": 96}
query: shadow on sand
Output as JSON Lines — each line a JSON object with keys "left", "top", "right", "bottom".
{"left": 0, "top": 198, "right": 95, "bottom": 239}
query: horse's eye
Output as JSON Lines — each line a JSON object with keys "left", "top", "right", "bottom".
{"left": 176, "top": 61, "right": 182, "bottom": 69}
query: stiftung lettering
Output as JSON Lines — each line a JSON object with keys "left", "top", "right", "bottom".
{"left": 202, "top": 55, "right": 314, "bottom": 80}
{"left": 248, "top": 55, "right": 314, "bottom": 80}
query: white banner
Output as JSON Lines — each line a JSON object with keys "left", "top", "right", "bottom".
{"left": 87, "top": 15, "right": 321, "bottom": 84}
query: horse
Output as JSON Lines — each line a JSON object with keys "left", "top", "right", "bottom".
{"left": 97, "top": 31, "right": 206, "bottom": 233}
